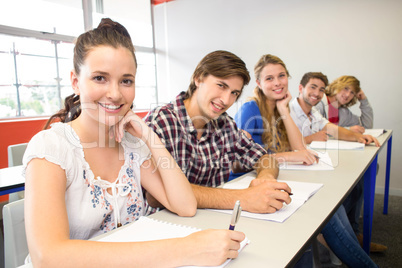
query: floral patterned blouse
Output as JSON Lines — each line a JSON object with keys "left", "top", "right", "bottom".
{"left": 23, "top": 122, "right": 151, "bottom": 240}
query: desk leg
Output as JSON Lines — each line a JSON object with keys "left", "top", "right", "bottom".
{"left": 312, "top": 238, "right": 322, "bottom": 268}
{"left": 363, "top": 155, "right": 378, "bottom": 255}
{"left": 383, "top": 135, "right": 392, "bottom": 215}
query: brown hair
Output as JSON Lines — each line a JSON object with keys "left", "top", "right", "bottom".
{"left": 300, "top": 72, "right": 329, "bottom": 87}
{"left": 44, "top": 18, "right": 136, "bottom": 129}
{"left": 184, "top": 50, "right": 250, "bottom": 100}
{"left": 250, "top": 54, "right": 290, "bottom": 153}
{"left": 326, "top": 75, "right": 361, "bottom": 107}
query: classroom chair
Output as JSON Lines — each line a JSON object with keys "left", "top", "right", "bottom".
{"left": 7, "top": 143, "right": 28, "bottom": 202}
{"left": 3, "top": 199, "right": 28, "bottom": 268}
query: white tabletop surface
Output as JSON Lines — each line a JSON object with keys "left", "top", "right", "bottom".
{"left": 150, "top": 146, "right": 383, "bottom": 267}
{"left": 16, "top": 131, "right": 392, "bottom": 267}
{"left": 0, "top": 165, "right": 24, "bottom": 191}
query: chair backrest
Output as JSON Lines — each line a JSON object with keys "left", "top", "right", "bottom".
{"left": 7, "top": 143, "right": 28, "bottom": 167}
{"left": 3, "top": 199, "right": 28, "bottom": 268}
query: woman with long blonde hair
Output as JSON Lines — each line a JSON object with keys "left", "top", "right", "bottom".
{"left": 234, "top": 54, "right": 316, "bottom": 164}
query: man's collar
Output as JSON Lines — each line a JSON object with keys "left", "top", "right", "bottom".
{"left": 296, "top": 96, "right": 313, "bottom": 116}
{"left": 174, "top": 92, "right": 196, "bottom": 133}
{"left": 174, "top": 92, "right": 224, "bottom": 135}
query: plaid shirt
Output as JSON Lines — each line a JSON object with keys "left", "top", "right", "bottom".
{"left": 145, "top": 92, "right": 267, "bottom": 187}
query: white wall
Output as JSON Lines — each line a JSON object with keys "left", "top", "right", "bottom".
{"left": 153, "top": 0, "right": 402, "bottom": 195}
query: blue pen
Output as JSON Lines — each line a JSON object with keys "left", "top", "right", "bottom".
{"left": 229, "top": 200, "right": 242, "bottom": 230}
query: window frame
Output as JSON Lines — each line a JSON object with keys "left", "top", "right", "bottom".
{"left": 0, "top": 0, "right": 157, "bottom": 120}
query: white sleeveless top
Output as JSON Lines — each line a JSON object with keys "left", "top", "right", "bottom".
{"left": 23, "top": 122, "right": 151, "bottom": 240}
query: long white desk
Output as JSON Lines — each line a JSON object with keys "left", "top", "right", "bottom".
{"left": 16, "top": 131, "right": 392, "bottom": 267}
{"left": 0, "top": 165, "right": 24, "bottom": 196}
{"left": 135, "top": 135, "right": 390, "bottom": 267}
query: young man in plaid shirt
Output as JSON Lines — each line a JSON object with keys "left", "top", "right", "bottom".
{"left": 145, "top": 50, "right": 292, "bottom": 213}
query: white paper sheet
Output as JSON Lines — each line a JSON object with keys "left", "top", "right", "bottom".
{"left": 210, "top": 177, "right": 323, "bottom": 223}
{"left": 279, "top": 152, "right": 334, "bottom": 170}
{"left": 309, "top": 140, "right": 365, "bottom": 150}
{"left": 100, "top": 216, "right": 250, "bottom": 268}
{"left": 363, "top": 129, "right": 386, "bottom": 138}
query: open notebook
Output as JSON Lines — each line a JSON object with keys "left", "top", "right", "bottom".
{"left": 211, "top": 176, "right": 323, "bottom": 223}
{"left": 99, "top": 216, "right": 249, "bottom": 267}
{"left": 363, "top": 129, "right": 386, "bottom": 138}
{"left": 279, "top": 151, "right": 334, "bottom": 171}
{"left": 309, "top": 140, "right": 365, "bottom": 150}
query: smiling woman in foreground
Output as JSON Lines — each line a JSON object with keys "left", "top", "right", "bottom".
{"left": 23, "top": 18, "right": 244, "bottom": 267}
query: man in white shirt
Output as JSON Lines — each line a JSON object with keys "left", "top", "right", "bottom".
{"left": 290, "top": 72, "right": 386, "bottom": 253}
{"left": 289, "top": 72, "right": 378, "bottom": 146}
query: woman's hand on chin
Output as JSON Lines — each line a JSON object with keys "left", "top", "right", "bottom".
{"left": 109, "top": 110, "right": 151, "bottom": 143}
{"left": 276, "top": 92, "right": 292, "bottom": 115}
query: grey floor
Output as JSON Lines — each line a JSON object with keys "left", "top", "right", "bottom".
{"left": 319, "top": 194, "right": 402, "bottom": 268}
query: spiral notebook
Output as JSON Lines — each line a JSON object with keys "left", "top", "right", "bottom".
{"left": 99, "top": 216, "right": 249, "bottom": 267}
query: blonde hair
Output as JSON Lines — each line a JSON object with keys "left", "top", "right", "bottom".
{"left": 250, "top": 54, "right": 290, "bottom": 153}
{"left": 326, "top": 75, "right": 361, "bottom": 107}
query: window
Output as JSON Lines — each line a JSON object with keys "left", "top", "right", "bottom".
{"left": 0, "top": 0, "right": 84, "bottom": 37}
{"left": 0, "top": 0, "right": 156, "bottom": 119}
{"left": 0, "top": 34, "right": 74, "bottom": 117}
{"left": 93, "top": 0, "right": 157, "bottom": 110}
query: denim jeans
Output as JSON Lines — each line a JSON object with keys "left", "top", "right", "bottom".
{"left": 293, "top": 246, "right": 313, "bottom": 268}
{"left": 322, "top": 205, "right": 377, "bottom": 268}
{"left": 343, "top": 177, "right": 364, "bottom": 234}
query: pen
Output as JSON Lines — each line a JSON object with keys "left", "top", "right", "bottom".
{"left": 229, "top": 200, "right": 242, "bottom": 230}
{"left": 283, "top": 190, "right": 293, "bottom": 196}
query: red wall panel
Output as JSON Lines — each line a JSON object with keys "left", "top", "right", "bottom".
{"left": 0, "top": 111, "right": 149, "bottom": 201}
{"left": 152, "top": 0, "right": 174, "bottom": 5}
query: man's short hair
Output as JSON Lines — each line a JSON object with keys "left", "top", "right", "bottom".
{"left": 185, "top": 50, "right": 250, "bottom": 100}
{"left": 300, "top": 72, "right": 329, "bottom": 87}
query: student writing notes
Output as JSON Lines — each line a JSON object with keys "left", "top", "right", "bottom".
{"left": 145, "top": 50, "right": 292, "bottom": 214}
{"left": 314, "top": 74, "right": 386, "bottom": 253}
{"left": 289, "top": 71, "right": 379, "bottom": 267}
{"left": 23, "top": 18, "right": 244, "bottom": 267}
{"left": 234, "top": 56, "right": 378, "bottom": 267}
{"left": 289, "top": 72, "right": 379, "bottom": 146}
